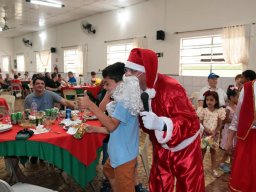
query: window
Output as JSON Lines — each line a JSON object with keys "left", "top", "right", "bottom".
{"left": 107, "top": 41, "right": 134, "bottom": 65}
{"left": 63, "top": 46, "right": 83, "bottom": 75}
{"left": 36, "top": 50, "right": 51, "bottom": 72}
{"left": 16, "top": 54, "right": 25, "bottom": 72}
{"left": 1, "top": 56, "right": 10, "bottom": 72}
{"left": 180, "top": 35, "right": 242, "bottom": 77}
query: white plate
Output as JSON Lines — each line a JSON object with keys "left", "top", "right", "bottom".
{"left": 0, "top": 124, "right": 12, "bottom": 132}
{"left": 61, "top": 119, "right": 82, "bottom": 126}
{"left": 84, "top": 115, "right": 97, "bottom": 120}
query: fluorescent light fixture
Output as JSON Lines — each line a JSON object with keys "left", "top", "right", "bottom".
{"left": 26, "top": 0, "right": 65, "bottom": 8}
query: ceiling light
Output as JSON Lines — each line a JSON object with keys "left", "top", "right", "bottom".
{"left": 26, "top": 0, "right": 65, "bottom": 8}
{"left": 39, "top": 18, "right": 45, "bottom": 26}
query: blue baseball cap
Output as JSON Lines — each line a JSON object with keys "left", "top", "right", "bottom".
{"left": 208, "top": 73, "right": 219, "bottom": 79}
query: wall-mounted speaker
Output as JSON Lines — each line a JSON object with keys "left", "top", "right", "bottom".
{"left": 156, "top": 30, "right": 165, "bottom": 40}
{"left": 51, "top": 47, "right": 56, "bottom": 53}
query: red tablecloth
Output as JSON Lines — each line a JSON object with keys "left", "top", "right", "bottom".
{"left": 0, "top": 120, "right": 106, "bottom": 166}
{"left": 0, "top": 98, "right": 9, "bottom": 110}
{"left": 62, "top": 86, "right": 101, "bottom": 98}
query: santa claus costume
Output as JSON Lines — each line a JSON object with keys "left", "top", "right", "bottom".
{"left": 229, "top": 80, "right": 256, "bottom": 192}
{"left": 125, "top": 48, "right": 205, "bottom": 192}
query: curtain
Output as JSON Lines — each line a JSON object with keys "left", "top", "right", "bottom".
{"left": 133, "top": 37, "right": 148, "bottom": 48}
{"left": 37, "top": 50, "right": 51, "bottom": 72}
{"left": 222, "top": 25, "right": 249, "bottom": 65}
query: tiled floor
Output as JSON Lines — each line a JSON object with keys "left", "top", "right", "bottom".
{"left": 0, "top": 97, "right": 230, "bottom": 191}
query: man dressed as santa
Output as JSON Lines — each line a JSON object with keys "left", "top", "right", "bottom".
{"left": 125, "top": 48, "right": 205, "bottom": 192}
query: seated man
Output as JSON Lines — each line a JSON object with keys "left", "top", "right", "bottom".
{"left": 90, "top": 71, "right": 102, "bottom": 86}
{"left": 24, "top": 76, "right": 75, "bottom": 111}
{"left": 67, "top": 71, "right": 77, "bottom": 85}
{"left": 13, "top": 76, "right": 76, "bottom": 178}
{"left": 45, "top": 73, "right": 61, "bottom": 95}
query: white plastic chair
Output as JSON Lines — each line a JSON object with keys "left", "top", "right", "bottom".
{"left": 0, "top": 179, "right": 58, "bottom": 192}
{"left": 0, "top": 95, "right": 15, "bottom": 113}
{"left": 63, "top": 89, "right": 78, "bottom": 109}
{"left": 10, "top": 83, "right": 23, "bottom": 98}
{"left": 139, "top": 134, "right": 151, "bottom": 180}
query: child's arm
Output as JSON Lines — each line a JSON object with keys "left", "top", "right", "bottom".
{"left": 225, "top": 129, "right": 236, "bottom": 152}
{"left": 99, "top": 92, "right": 111, "bottom": 112}
{"left": 223, "top": 108, "right": 231, "bottom": 124}
{"left": 86, "top": 125, "right": 109, "bottom": 134}
{"left": 215, "top": 117, "right": 223, "bottom": 135}
{"left": 78, "top": 92, "right": 120, "bottom": 132}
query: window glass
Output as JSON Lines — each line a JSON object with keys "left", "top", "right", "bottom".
{"left": 180, "top": 35, "right": 242, "bottom": 77}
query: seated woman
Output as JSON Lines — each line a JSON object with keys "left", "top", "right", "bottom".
{"left": 10, "top": 75, "right": 23, "bottom": 97}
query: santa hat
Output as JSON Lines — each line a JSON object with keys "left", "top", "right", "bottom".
{"left": 126, "top": 48, "right": 158, "bottom": 98}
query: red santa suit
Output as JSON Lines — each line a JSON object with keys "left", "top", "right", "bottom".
{"left": 229, "top": 80, "right": 256, "bottom": 192}
{"left": 126, "top": 48, "right": 205, "bottom": 192}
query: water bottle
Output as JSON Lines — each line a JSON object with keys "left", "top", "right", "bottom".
{"left": 31, "top": 100, "right": 38, "bottom": 117}
{"left": 65, "top": 108, "right": 71, "bottom": 119}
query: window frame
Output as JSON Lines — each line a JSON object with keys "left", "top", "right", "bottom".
{"left": 106, "top": 40, "right": 134, "bottom": 66}
{"left": 16, "top": 54, "right": 25, "bottom": 72}
{"left": 63, "top": 46, "right": 83, "bottom": 75}
{"left": 1, "top": 55, "right": 10, "bottom": 72}
{"left": 179, "top": 35, "right": 242, "bottom": 77}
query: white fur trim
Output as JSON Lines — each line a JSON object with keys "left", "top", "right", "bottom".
{"left": 125, "top": 61, "right": 145, "bottom": 72}
{"left": 145, "top": 88, "right": 156, "bottom": 99}
{"left": 162, "top": 129, "right": 200, "bottom": 152}
{"left": 155, "top": 117, "right": 173, "bottom": 144}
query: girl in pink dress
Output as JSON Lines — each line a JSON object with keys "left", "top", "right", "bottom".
{"left": 197, "top": 90, "right": 226, "bottom": 178}
{"left": 219, "top": 85, "right": 239, "bottom": 173}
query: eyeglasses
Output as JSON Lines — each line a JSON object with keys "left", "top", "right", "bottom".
{"left": 124, "top": 67, "right": 138, "bottom": 73}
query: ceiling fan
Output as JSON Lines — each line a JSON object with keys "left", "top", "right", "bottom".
{"left": 0, "top": 17, "right": 15, "bottom": 31}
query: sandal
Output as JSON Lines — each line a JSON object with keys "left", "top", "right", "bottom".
{"left": 212, "top": 169, "right": 220, "bottom": 178}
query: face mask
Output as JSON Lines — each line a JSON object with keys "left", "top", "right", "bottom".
{"left": 136, "top": 72, "right": 143, "bottom": 78}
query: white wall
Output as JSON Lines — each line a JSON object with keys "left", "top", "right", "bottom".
{"left": 2, "top": 0, "right": 256, "bottom": 92}
{"left": 0, "top": 37, "right": 13, "bottom": 71}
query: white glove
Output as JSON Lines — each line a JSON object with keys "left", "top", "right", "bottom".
{"left": 140, "top": 111, "right": 165, "bottom": 131}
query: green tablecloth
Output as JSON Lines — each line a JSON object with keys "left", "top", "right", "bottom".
{"left": 0, "top": 140, "right": 102, "bottom": 188}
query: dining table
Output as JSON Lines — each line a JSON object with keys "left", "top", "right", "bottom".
{"left": 0, "top": 119, "right": 106, "bottom": 188}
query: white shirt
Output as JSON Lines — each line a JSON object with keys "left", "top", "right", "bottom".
{"left": 229, "top": 83, "right": 256, "bottom": 131}
{"left": 198, "top": 86, "right": 227, "bottom": 107}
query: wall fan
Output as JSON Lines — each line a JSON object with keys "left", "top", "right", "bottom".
{"left": 0, "top": 17, "right": 15, "bottom": 31}
{"left": 81, "top": 21, "right": 96, "bottom": 34}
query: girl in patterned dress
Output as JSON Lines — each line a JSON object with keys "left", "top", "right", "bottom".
{"left": 219, "top": 85, "right": 239, "bottom": 173}
{"left": 197, "top": 90, "right": 226, "bottom": 177}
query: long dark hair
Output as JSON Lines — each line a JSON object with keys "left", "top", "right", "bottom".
{"left": 203, "top": 90, "right": 220, "bottom": 109}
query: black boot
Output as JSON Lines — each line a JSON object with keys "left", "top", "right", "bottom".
{"left": 135, "top": 183, "right": 148, "bottom": 192}
{"left": 100, "top": 179, "right": 111, "bottom": 192}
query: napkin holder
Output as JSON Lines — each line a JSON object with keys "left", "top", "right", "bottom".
{"left": 16, "top": 128, "right": 34, "bottom": 140}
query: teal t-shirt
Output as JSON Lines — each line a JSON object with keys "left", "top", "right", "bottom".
{"left": 24, "top": 90, "right": 62, "bottom": 111}
{"left": 108, "top": 101, "right": 139, "bottom": 168}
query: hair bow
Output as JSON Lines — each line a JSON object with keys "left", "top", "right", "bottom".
{"left": 203, "top": 90, "right": 211, "bottom": 97}
{"left": 229, "top": 86, "right": 238, "bottom": 91}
